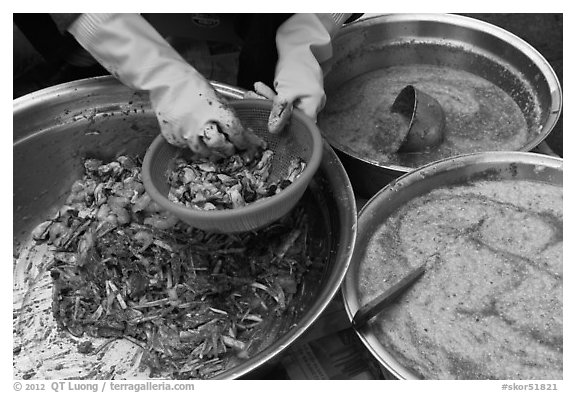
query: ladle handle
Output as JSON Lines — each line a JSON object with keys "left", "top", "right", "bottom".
{"left": 352, "top": 263, "right": 426, "bottom": 329}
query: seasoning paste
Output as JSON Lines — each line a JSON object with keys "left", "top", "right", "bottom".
{"left": 319, "top": 64, "right": 531, "bottom": 168}
{"left": 357, "top": 179, "right": 562, "bottom": 379}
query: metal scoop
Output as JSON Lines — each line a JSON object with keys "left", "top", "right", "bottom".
{"left": 391, "top": 85, "right": 446, "bottom": 152}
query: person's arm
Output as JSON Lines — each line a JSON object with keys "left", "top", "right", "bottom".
{"left": 68, "top": 13, "right": 263, "bottom": 157}
{"left": 267, "top": 13, "right": 351, "bottom": 133}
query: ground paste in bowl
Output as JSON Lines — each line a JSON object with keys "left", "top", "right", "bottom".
{"left": 319, "top": 64, "right": 531, "bottom": 168}
{"left": 357, "top": 179, "right": 562, "bottom": 379}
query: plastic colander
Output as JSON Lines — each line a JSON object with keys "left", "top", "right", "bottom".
{"left": 142, "top": 99, "right": 323, "bottom": 233}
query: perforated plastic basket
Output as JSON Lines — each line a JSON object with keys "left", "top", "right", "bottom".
{"left": 142, "top": 99, "right": 323, "bottom": 233}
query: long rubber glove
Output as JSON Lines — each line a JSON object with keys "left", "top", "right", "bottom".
{"left": 68, "top": 13, "right": 263, "bottom": 157}
{"left": 268, "top": 13, "right": 344, "bottom": 134}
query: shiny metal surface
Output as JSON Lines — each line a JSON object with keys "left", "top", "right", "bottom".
{"left": 321, "top": 13, "right": 563, "bottom": 197}
{"left": 341, "top": 151, "right": 563, "bottom": 379}
{"left": 13, "top": 77, "right": 247, "bottom": 244}
{"left": 392, "top": 85, "right": 446, "bottom": 152}
{"left": 13, "top": 76, "right": 357, "bottom": 379}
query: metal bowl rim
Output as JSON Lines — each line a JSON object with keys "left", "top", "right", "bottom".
{"left": 341, "top": 150, "right": 563, "bottom": 379}
{"left": 325, "top": 13, "right": 563, "bottom": 173}
{"left": 13, "top": 75, "right": 358, "bottom": 379}
{"left": 219, "top": 139, "right": 358, "bottom": 379}
{"left": 13, "top": 75, "right": 248, "bottom": 111}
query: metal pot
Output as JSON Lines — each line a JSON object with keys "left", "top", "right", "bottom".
{"left": 319, "top": 14, "right": 563, "bottom": 197}
{"left": 13, "top": 76, "right": 357, "bottom": 379}
{"left": 341, "top": 151, "right": 562, "bottom": 379}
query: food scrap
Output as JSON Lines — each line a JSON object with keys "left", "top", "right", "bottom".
{"left": 32, "top": 155, "right": 320, "bottom": 379}
{"left": 77, "top": 340, "right": 94, "bottom": 354}
{"left": 167, "top": 149, "right": 306, "bottom": 210}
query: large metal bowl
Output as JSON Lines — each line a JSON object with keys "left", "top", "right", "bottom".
{"left": 319, "top": 13, "right": 562, "bottom": 197}
{"left": 341, "top": 151, "right": 562, "bottom": 379}
{"left": 13, "top": 76, "right": 357, "bottom": 380}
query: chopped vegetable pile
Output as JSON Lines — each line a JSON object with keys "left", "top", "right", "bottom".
{"left": 32, "top": 155, "right": 322, "bottom": 379}
{"left": 167, "top": 149, "right": 306, "bottom": 210}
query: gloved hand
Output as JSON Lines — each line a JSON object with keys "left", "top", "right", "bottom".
{"left": 68, "top": 13, "right": 264, "bottom": 157}
{"left": 267, "top": 13, "right": 343, "bottom": 134}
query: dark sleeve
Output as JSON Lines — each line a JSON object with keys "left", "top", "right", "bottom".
{"left": 345, "top": 14, "right": 364, "bottom": 24}
{"left": 13, "top": 13, "right": 79, "bottom": 63}
{"left": 49, "top": 13, "right": 82, "bottom": 33}
{"left": 234, "top": 14, "right": 293, "bottom": 90}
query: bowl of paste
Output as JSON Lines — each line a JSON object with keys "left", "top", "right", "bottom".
{"left": 342, "top": 151, "right": 563, "bottom": 379}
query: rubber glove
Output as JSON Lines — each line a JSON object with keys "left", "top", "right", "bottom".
{"left": 68, "top": 13, "right": 263, "bottom": 157}
{"left": 268, "top": 13, "right": 347, "bottom": 134}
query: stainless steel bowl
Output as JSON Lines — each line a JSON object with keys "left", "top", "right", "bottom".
{"left": 319, "top": 13, "right": 563, "bottom": 197}
{"left": 341, "top": 151, "right": 563, "bottom": 379}
{"left": 13, "top": 76, "right": 357, "bottom": 379}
